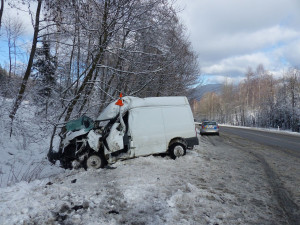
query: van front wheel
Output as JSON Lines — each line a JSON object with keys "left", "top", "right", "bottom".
{"left": 86, "top": 153, "right": 106, "bottom": 169}
{"left": 169, "top": 143, "right": 186, "bottom": 159}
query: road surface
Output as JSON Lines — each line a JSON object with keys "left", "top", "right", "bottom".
{"left": 220, "top": 126, "right": 300, "bottom": 157}
{"left": 201, "top": 126, "right": 300, "bottom": 225}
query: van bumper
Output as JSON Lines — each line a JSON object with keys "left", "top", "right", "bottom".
{"left": 186, "top": 137, "right": 199, "bottom": 149}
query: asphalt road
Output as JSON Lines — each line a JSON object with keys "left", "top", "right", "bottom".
{"left": 220, "top": 126, "right": 300, "bottom": 158}
{"left": 201, "top": 127, "right": 300, "bottom": 225}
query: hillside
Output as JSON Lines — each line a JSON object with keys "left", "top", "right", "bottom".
{"left": 189, "top": 84, "right": 223, "bottom": 101}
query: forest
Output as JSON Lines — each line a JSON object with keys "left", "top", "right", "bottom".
{"left": 0, "top": 0, "right": 199, "bottom": 149}
{"left": 194, "top": 64, "right": 300, "bottom": 132}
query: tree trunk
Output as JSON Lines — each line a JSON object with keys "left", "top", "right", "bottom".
{"left": 0, "top": 0, "right": 4, "bottom": 29}
{"left": 61, "top": 0, "right": 113, "bottom": 128}
{"left": 9, "top": 0, "right": 42, "bottom": 121}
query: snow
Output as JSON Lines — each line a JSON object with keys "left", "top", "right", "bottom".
{"left": 0, "top": 138, "right": 287, "bottom": 225}
{"left": 0, "top": 150, "right": 215, "bottom": 225}
{"left": 0, "top": 97, "right": 64, "bottom": 188}
{"left": 0, "top": 98, "right": 294, "bottom": 224}
{"left": 62, "top": 129, "right": 89, "bottom": 147}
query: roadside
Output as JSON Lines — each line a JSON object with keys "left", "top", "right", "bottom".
{"left": 0, "top": 134, "right": 293, "bottom": 225}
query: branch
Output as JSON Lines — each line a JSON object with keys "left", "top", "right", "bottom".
{"left": 129, "top": 77, "right": 155, "bottom": 96}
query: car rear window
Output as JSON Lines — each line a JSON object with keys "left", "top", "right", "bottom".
{"left": 203, "top": 122, "right": 217, "bottom": 125}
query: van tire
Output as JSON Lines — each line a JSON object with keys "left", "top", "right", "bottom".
{"left": 86, "top": 152, "right": 107, "bottom": 169}
{"left": 169, "top": 143, "right": 186, "bottom": 159}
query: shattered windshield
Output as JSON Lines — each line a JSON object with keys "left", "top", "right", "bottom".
{"left": 66, "top": 115, "right": 94, "bottom": 132}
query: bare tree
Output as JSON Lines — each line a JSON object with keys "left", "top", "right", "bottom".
{"left": 0, "top": 0, "right": 4, "bottom": 29}
{"left": 286, "top": 68, "right": 300, "bottom": 131}
{"left": 4, "top": 15, "right": 24, "bottom": 77}
{"left": 9, "top": 0, "right": 42, "bottom": 123}
{"left": 1, "top": 0, "right": 200, "bottom": 149}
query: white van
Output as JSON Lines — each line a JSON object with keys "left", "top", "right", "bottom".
{"left": 48, "top": 96, "right": 199, "bottom": 169}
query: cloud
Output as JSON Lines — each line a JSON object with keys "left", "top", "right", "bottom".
{"left": 3, "top": 2, "right": 35, "bottom": 36}
{"left": 174, "top": 0, "right": 300, "bottom": 83}
{"left": 203, "top": 74, "right": 245, "bottom": 85}
{"left": 203, "top": 52, "right": 271, "bottom": 76}
{"left": 281, "top": 39, "right": 300, "bottom": 67}
{"left": 198, "top": 26, "right": 300, "bottom": 63}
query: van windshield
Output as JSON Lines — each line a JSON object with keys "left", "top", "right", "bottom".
{"left": 66, "top": 115, "right": 94, "bottom": 132}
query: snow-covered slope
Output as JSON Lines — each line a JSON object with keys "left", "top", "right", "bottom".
{"left": 1, "top": 138, "right": 288, "bottom": 225}
{"left": 0, "top": 98, "right": 292, "bottom": 225}
{"left": 0, "top": 97, "right": 63, "bottom": 188}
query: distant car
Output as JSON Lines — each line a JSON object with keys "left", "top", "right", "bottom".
{"left": 200, "top": 121, "right": 219, "bottom": 135}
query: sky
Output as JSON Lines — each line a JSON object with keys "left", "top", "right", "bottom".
{"left": 1, "top": 1, "right": 300, "bottom": 85}
{"left": 0, "top": 2, "right": 34, "bottom": 71}
{"left": 174, "top": 0, "right": 300, "bottom": 84}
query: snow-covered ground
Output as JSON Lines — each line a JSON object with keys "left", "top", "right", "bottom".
{"left": 0, "top": 97, "right": 64, "bottom": 188}
{"left": 1, "top": 136, "right": 290, "bottom": 225}
{"left": 1, "top": 99, "right": 297, "bottom": 224}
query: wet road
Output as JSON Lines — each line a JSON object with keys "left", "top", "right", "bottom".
{"left": 220, "top": 126, "right": 300, "bottom": 158}
{"left": 201, "top": 127, "right": 300, "bottom": 225}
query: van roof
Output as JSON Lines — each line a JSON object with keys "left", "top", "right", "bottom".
{"left": 96, "top": 96, "right": 189, "bottom": 121}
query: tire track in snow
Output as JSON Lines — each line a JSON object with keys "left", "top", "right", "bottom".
{"left": 251, "top": 152, "right": 300, "bottom": 225}
{"left": 199, "top": 135, "right": 218, "bottom": 146}
{"left": 220, "top": 133, "right": 300, "bottom": 225}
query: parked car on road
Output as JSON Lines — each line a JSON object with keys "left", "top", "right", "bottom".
{"left": 200, "top": 121, "right": 219, "bottom": 135}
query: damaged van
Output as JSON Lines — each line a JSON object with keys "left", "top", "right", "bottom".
{"left": 48, "top": 96, "right": 199, "bottom": 169}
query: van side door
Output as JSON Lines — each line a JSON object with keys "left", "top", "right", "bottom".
{"left": 128, "top": 107, "right": 167, "bottom": 157}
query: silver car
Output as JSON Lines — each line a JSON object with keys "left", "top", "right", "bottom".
{"left": 200, "top": 121, "right": 219, "bottom": 135}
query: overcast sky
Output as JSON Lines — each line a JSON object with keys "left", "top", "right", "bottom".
{"left": 174, "top": 0, "right": 300, "bottom": 84}
{"left": 1, "top": 1, "right": 300, "bottom": 85}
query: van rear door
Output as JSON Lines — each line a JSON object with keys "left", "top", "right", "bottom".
{"left": 128, "top": 107, "right": 166, "bottom": 157}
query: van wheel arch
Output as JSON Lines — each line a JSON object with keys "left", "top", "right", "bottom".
{"left": 168, "top": 138, "right": 187, "bottom": 159}
{"left": 168, "top": 138, "right": 187, "bottom": 149}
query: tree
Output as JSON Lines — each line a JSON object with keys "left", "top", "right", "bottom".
{"left": 32, "top": 37, "right": 57, "bottom": 115}
{"left": 32, "top": 37, "right": 57, "bottom": 97}
{"left": 0, "top": 66, "right": 9, "bottom": 95}
{"left": 2, "top": 0, "right": 199, "bottom": 150}
{"left": 286, "top": 68, "right": 300, "bottom": 131}
{"left": 4, "top": 15, "right": 24, "bottom": 77}
{"left": 0, "top": 0, "right": 4, "bottom": 29}
{"left": 194, "top": 64, "right": 300, "bottom": 132}
{"left": 9, "top": 0, "right": 42, "bottom": 122}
